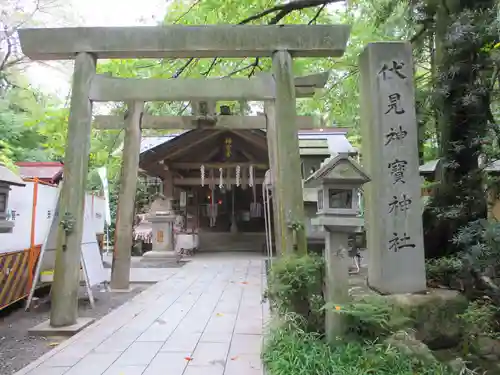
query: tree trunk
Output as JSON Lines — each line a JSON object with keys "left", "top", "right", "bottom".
{"left": 423, "top": 0, "right": 493, "bottom": 257}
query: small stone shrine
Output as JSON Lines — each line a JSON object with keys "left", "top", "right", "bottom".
{"left": 304, "top": 152, "right": 370, "bottom": 343}
{"left": 142, "top": 194, "right": 179, "bottom": 262}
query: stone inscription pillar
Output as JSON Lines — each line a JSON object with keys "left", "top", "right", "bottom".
{"left": 359, "top": 42, "right": 426, "bottom": 294}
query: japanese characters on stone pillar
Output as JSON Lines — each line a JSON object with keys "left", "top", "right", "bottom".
{"left": 359, "top": 42, "right": 426, "bottom": 294}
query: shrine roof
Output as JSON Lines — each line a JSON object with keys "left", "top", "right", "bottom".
{"left": 138, "top": 129, "right": 355, "bottom": 155}
{"left": 139, "top": 134, "right": 185, "bottom": 154}
{"left": 15, "top": 161, "right": 64, "bottom": 182}
{"left": 420, "top": 158, "right": 500, "bottom": 174}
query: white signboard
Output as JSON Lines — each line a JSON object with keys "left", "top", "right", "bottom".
{"left": 26, "top": 187, "right": 107, "bottom": 310}
{"left": 34, "top": 184, "right": 59, "bottom": 246}
{"left": 91, "top": 195, "right": 106, "bottom": 235}
{"left": 1, "top": 182, "right": 33, "bottom": 253}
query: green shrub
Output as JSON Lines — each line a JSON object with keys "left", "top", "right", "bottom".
{"left": 426, "top": 256, "right": 464, "bottom": 287}
{"left": 262, "top": 319, "right": 459, "bottom": 375}
{"left": 326, "top": 296, "right": 411, "bottom": 340}
{"left": 265, "top": 253, "right": 324, "bottom": 333}
{"left": 453, "top": 219, "right": 500, "bottom": 273}
{"left": 460, "top": 299, "right": 500, "bottom": 341}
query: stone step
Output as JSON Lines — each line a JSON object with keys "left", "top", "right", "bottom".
{"left": 198, "top": 232, "right": 266, "bottom": 252}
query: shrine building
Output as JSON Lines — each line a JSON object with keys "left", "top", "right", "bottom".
{"left": 138, "top": 128, "right": 356, "bottom": 252}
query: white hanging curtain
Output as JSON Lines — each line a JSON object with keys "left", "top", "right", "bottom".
{"left": 263, "top": 169, "right": 273, "bottom": 263}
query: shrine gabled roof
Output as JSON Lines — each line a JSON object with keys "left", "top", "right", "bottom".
{"left": 138, "top": 128, "right": 355, "bottom": 156}
{"left": 15, "top": 161, "right": 64, "bottom": 182}
{"left": 139, "top": 133, "right": 186, "bottom": 154}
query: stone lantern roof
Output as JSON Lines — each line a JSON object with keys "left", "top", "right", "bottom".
{"left": 304, "top": 152, "right": 370, "bottom": 188}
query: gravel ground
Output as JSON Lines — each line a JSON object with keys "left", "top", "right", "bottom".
{"left": 0, "top": 284, "right": 147, "bottom": 375}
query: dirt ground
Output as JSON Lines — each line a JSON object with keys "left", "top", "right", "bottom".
{"left": 0, "top": 284, "right": 147, "bottom": 375}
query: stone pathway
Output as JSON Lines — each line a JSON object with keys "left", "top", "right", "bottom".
{"left": 16, "top": 253, "right": 267, "bottom": 375}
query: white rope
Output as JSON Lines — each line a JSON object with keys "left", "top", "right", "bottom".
{"left": 235, "top": 165, "right": 241, "bottom": 187}
{"left": 249, "top": 165, "right": 254, "bottom": 187}
{"left": 200, "top": 164, "right": 205, "bottom": 186}
{"left": 219, "top": 167, "right": 224, "bottom": 189}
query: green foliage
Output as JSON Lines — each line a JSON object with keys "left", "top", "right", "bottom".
{"left": 265, "top": 254, "right": 325, "bottom": 333}
{"left": 326, "top": 297, "right": 411, "bottom": 340}
{"left": 0, "top": 81, "right": 53, "bottom": 165}
{"left": 426, "top": 256, "right": 464, "bottom": 287}
{"left": 419, "top": 2, "right": 500, "bottom": 256}
{"left": 262, "top": 318, "right": 459, "bottom": 375}
{"left": 459, "top": 299, "right": 500, "bottom": 342}
{"left": 452, "top": 219, "right": 500, "bottom": 274}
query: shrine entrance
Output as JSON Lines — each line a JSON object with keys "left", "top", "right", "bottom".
{"left": 139, "top": 129, "right": 269, "bottom": 240}
{"left": 196, "top": 185, "right": 265, "bottom": 233}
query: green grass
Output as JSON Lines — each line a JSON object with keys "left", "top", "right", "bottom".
{"left": 262, "top": 321, "right": 460, "bottom": 375}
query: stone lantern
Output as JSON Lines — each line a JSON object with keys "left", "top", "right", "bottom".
{"left": 304, "top": 152, "right": 370, "bottom": 343}
{"left": 0, "top": 164, "right": 25, "bottom": 233}
{"left": 142, "top": 194, "right": 179, "bottom": 262}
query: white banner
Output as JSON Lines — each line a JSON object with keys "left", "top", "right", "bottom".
{"left": 97, "top": 167, "right": 112, "bottom": 226}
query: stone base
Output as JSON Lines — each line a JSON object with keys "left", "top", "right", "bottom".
{"left": 141, "top": 250, "right": 180, "bottom": 262}
{"left": 367, "top": 278, "right": 427, "bottom": 295}
{"left": 108, "top": 284, "right": 141, "bottom": 293}
{"left": 29, "top": 317, "right": 95, "bottom": 337}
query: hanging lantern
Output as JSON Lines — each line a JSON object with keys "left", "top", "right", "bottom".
{"left": 200, "top": 164, "right": 205, "bottom": 186}
{"left": 235, "top": 165, "right": 241, "bottom": 187}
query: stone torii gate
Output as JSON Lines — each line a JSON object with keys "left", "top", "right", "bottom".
{"left": 18, "top": 25, "right": 350, "bottom": 328}
{"left": 93, "top": 72, "right": 329, "bottom": 288}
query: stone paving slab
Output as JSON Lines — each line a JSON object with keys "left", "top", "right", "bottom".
{"left": 15, "top": 253, "right": 267, "bottom": 375}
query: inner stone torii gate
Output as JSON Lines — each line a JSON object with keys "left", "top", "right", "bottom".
{"left": 93, "top": 71, "right": 329, "bottom": 289}
{"left": 18, "top": 25, "right": 350, "bottom": 327}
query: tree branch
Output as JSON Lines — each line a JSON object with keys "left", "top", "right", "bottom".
{"left": 0, "top": 27, "right": 13, "bottom": 73}
{"left": 172, "top": 58, "right": 197, "bottom": 78}
{"left": 223, "top": 59, "right": 262, "bottom": 78}
{"left": 308, "top": 4, "right": 327, "bottom": 24}
{"left": 201, "top": 58, "right": 219, "bottom": 76}
{"left": 248, "top": 58, "right": 260, "bottom": 77}
{"left": 173, "top": 0, "right": 201, "bottom": 24}
{"left": 238, "top": 0, "right": 342, "bottom": 25}
{"left": 171, "top": 0, "right": 344, "bottom": 78}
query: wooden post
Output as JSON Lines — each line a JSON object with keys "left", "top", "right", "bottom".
{"left": 163, "top": 171, "right": 174, "bottom": 198}
{"left": 264, "top": 102, "right": 283, "bottom": 255}
{"left": 50, "top": 52, "right": 96, "bottom": 327}
{"left": 272, "top": 50, "right": 307, "bottom": 254}
{"left": 110, "top": 101, "right": 144, "bottom": 290}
